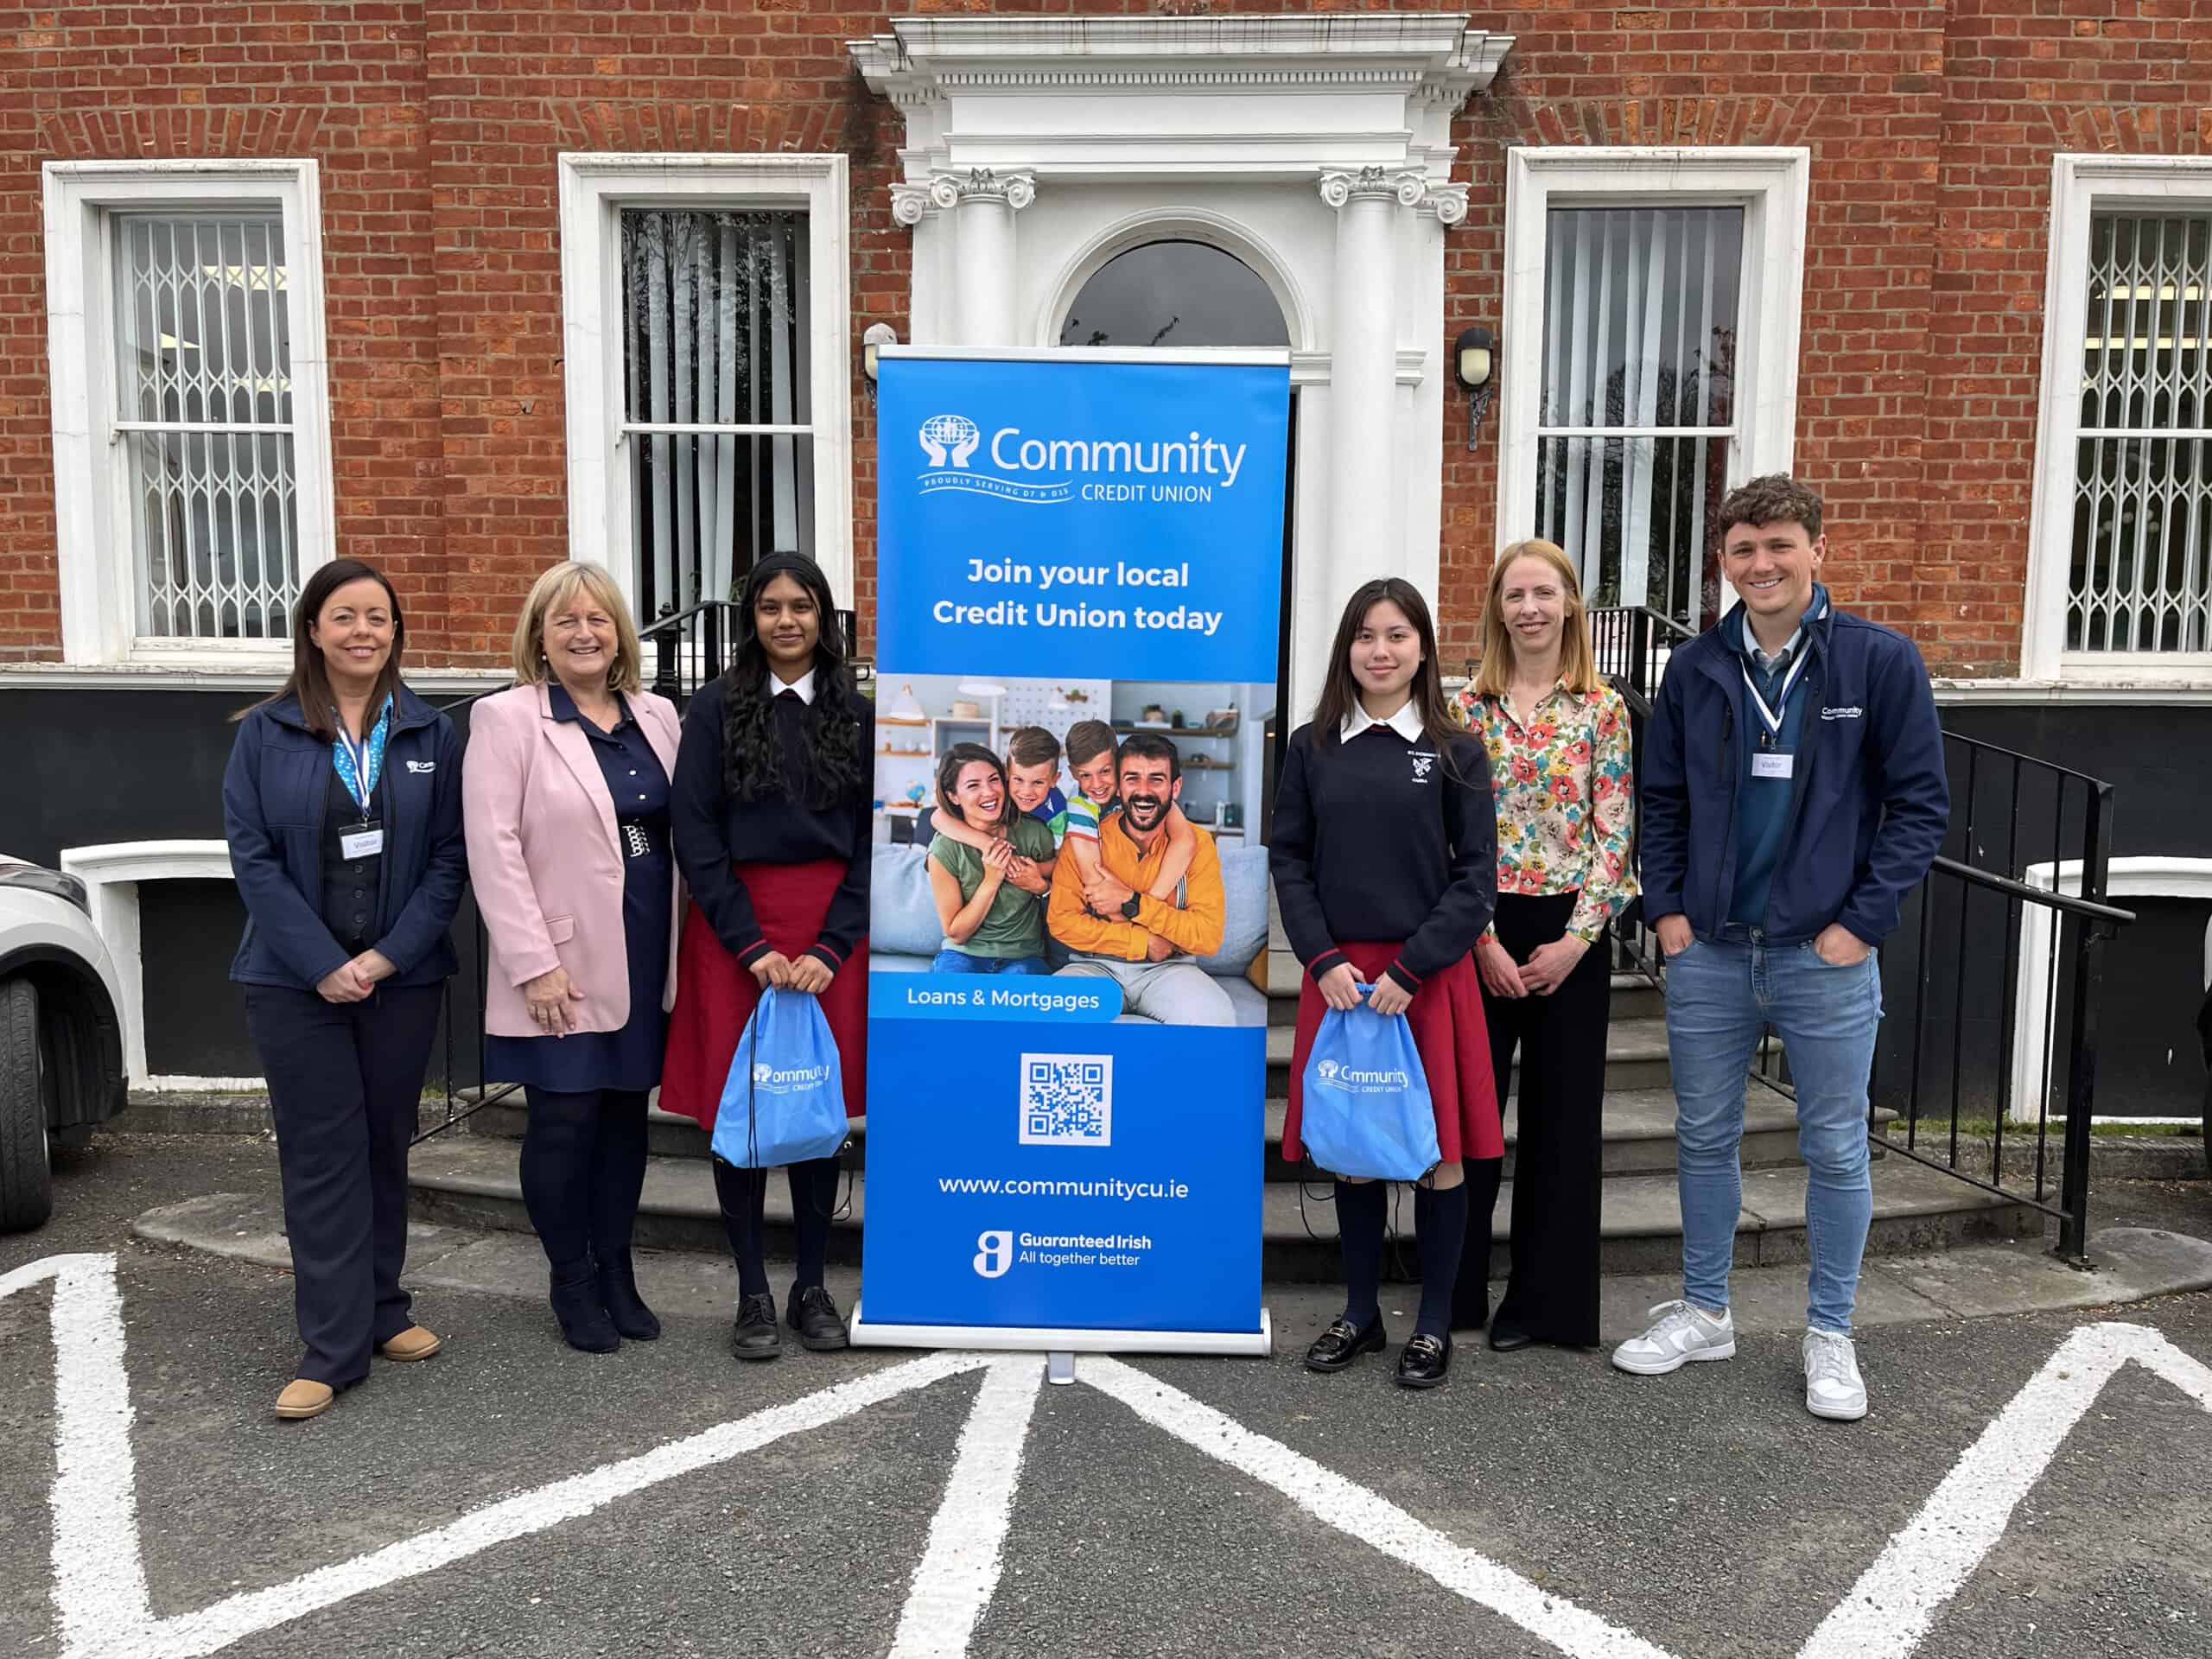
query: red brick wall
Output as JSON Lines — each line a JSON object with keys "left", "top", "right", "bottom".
{"left": 6, "top": 1, "right": 2210, "bottom": 673}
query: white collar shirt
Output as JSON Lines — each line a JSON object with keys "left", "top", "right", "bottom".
{"left": 767, "top": 668, "right": 817, "bottom": 705}
{"left": 1338, "top": 699, "right": 1427, "bottom": 745}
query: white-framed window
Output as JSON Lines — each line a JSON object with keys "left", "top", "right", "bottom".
{"left": 2024, "top": 155, "right": 2212, "bottom": 683}
{"left": 557, "top": 155, "right": 853, "bottom": 626}
{"left": 41, "top": 160, "right": 335, "bottom": 666}
{"left": 1497, "top": 148, "right": 1809, "bottom": 630}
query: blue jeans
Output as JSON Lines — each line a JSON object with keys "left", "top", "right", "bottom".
{"left": 930, "top": 949, "right": 1051, "bottom": 976}
{"left": 1663, "top": 932, "right": 1883, "bottom": 1334}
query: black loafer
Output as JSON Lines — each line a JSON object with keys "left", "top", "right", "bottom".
{"left": 786, "top": 1285, "right": 850, "bottom": 1352}
{"left": 731, "top": 1291, "right": 782, "bottom": 1361}
{"left": 1304, "top": 1314, "right": 1387, "bottom": 1373}
{"left": 1487, "top": 1321, "right": 1535, "bottom": 1353}
{"left": 1395, "top": 1332, "right": 1452, "bottom": 1389}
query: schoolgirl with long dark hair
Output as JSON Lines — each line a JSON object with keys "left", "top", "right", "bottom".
{"left": 1270, "top": 577, "right": 1502, "bottom": 1389}
{"left": 660, "top": 553, "right": 871, "bottom": 1361}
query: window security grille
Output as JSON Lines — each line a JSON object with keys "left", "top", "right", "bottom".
{"left": 1535, "top": 206, "right": 1742, "bottom": 629}
{"left": 620, "top": 208, "right": 814, "bottom": 624}
{"left": 115, "top": 213, "right": 297, "bottom": 640}
{"left": 2070, "top": 213, "right": 2212, "bottom": 655}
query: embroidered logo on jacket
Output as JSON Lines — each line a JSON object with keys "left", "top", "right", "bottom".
{"left": 1819, "top": 706, "right": 1865, "bottom": 721}
{"left": 1409, "top": 752, "right": 1436, "bottom": 781}
{"left": 404, "top": 760, "right": 437, "bottom": 772}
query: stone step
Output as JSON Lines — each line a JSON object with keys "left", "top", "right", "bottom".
{"left": 455, "top": 1077, "right": 1852, "bottom": 1185}
{"left": 408, "top": 1140, "right": 2033, "bottom": 1285}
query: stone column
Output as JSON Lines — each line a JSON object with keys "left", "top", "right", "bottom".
{"left": 930, "top": 168, "right": 1036, "bottom": 348}
{"left": 1316, "top": 167, "right": 1422, "bottom": 587}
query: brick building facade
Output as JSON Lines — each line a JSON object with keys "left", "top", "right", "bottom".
{"left": 5, "top": 3, "right": 2211, "bottom": 1103}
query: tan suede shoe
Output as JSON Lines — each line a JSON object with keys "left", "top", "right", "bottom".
{"left": 274, "top": 1379, "right": 335, "bottom": 1421}
{"left": 378, "top": 1325, "right": 442, "bottom": 1363}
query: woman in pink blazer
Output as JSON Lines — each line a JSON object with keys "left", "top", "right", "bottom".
{"left": 464, "top": 563, "right": 682, "bottom": 1354}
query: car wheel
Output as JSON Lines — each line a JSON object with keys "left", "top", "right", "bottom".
{"left": 0, "top": 976, "right": 53, "bottom": 1231}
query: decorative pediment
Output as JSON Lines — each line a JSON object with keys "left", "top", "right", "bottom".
{"left": 849, "top": 14, "right": 1511, "bottom": 183}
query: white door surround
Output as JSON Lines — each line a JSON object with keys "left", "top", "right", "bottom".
{"left": 2006, "top": 855, "right": 2212, "bottom": 1124}
{"left": 850, "top": 13, "right": 1513, "bottom": 714}
{"left": 57, "top": 840, "right": 257, "bottom": 1090}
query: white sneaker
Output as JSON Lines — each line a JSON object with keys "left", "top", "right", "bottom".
{"left": 1611, "top": 1300, "right": 1736, "bottom": 1376}
{"left": 1802, "top": 1329, "right": 1868, "bottom": 1421}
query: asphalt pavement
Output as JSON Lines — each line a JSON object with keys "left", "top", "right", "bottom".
{"left": 3, "top": 1135, "right": 2210, "bottom": 1659}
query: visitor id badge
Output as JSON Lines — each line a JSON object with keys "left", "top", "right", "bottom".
{"left": 340, "top": 825, "right": 385, "bottom": 860}
{"left": 1751, "top": 751, "right": 1795, "bottom": 781}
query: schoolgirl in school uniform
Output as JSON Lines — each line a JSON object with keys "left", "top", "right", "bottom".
{"left": 659, "top": 553, "right": 871, "bottom": 1361}
{"left": 1271, "top": 578, "right": 1501, "bottom": 1389}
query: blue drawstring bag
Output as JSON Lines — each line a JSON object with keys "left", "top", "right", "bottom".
{"left": 1299, "top": 986, "right": 1440, "bottom": 1182}
{"left": 710, "top": 987, "right": 850, "bottom": 1169}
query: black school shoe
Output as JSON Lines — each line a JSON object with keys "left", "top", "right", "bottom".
{"left": 1304, "top": 1314, "right": 1387, "bottom": 1373}
{"left": 1395, "top": 1332, "right": 1452, "bottom": 1389}
{"left": 1486, "top": 1321, "right": 1535, "bottom": 1353}
{"left": 787, "top": 1285, "right": 850, "bottom": 1352}
{"left": 731, "top": 1292, "right": 782, "bottom": 1361}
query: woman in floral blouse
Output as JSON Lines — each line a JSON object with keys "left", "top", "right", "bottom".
{"left": 1457, "top": 538, "right": 1638, "bottom": 1351}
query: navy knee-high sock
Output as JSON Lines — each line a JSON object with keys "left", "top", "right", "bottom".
{"left": 713, "top": 1160, "right": 772, "bottom": 1299}
{"left": 1335, "top": 1179, "right": 1388, "bottom": 1327}
{"left": 1414, "top": 1183, "right": 1468, "bottom": 1340}
{"left": 786, "top": 1156, "right": 839, "bottom": 1291}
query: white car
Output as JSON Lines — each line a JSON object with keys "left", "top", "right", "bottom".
{"left": 0, "top": 857, "right": 128, "bottom": 1230}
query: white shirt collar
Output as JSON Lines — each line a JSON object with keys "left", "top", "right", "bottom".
{"left": 1339, "top": 698, "right": 1427, "bottom": 745}
{"left": 767, "top": 668, "right": 816, "bottom": 705}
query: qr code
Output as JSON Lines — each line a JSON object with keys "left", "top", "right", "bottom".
{"left": 1018, "top": 1052, "right": 1113, "bottom": 1147}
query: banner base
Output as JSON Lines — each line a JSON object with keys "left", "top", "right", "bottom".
{"left": 849, "top": 1304, "right": 1272, "bottom": 1358}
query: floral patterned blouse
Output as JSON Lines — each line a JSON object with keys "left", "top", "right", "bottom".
{"left": 1464, "top": 681, "right": 1639, "bottom": 944}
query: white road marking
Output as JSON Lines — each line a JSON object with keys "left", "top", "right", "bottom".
{"left": 1, "top": 1253, "right": 988, "bottom": 1659}
{"left": 888, "top": 1356, "right": 1046, "bottom": 1658}
{"left": 8, "top": 1255, "right": 2212, "bottom": 1659}
{"left": 1798, "top": 1320, "right": 2212, "bottom": 1659}
{"left": 1083, "top": 1354, "right": 1679, "bottom": 1659}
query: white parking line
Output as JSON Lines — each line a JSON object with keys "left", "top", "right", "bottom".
{"left": 6, "top": 1253, "right": 2211, "bottom": 1659}
{"left": 889, "top": 1356, "right": 1046, "bottom": 1658}
{"left": 1798, "top": 1320, "right": 2212, "bottom": 1659}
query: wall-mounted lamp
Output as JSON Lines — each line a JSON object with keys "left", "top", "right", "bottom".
{"left": 862, "top": 321, "right": 898, "bottom": 391}
{"left": 1453, "top": 324, "right": 1495, "bottom": 451}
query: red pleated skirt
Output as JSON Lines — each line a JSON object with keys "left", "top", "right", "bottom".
{"left": 1281, "top": 942, "right": 1503, "bottom": 1170}
{"left": 659, "top": 858, "right": 868, "bottom": 1133}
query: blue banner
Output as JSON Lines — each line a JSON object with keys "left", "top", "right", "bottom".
{"left": 862, "top": 351, "right": 1287, "bottom": 1348}
{"left": 875, "top": 354, "right": 1289, "bottom": 683}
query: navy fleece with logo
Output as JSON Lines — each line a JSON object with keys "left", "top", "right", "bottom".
{"left": 1641, "top": 585, "right": 1949, "bottom": 948}
{"left": 222, "top": 689, "right": 467, "bottom": 990}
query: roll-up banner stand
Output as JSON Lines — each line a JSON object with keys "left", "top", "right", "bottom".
{"left": 853, "top": 346, "right": 1291, "bottom": 1357}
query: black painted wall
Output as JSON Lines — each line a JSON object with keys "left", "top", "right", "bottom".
{"left": 138, "top": 879, "right": 257, "bottom": 1077}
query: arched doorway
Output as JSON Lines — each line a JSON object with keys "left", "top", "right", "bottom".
{"left": 1058, "top": 239, "right": 1292, "bottom": 351}
{"left": 1057, "top": 238, "right": 1298, "bottom": 839}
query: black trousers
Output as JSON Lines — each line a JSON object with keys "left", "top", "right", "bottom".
{"left": 1459, "top": 891, "right": 1609, "bottom": 1345}
{"left": 518, "top": 1088, "right": 651, "bottom": 1272}
{"left": 712, "top": 1155, "right": 840, "bottom": 1299}
{"left": 245, "top": 982, "right": 442, "bottom": 1388}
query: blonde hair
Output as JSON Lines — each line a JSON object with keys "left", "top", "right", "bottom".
{"left": 1472, "top": 539, "right": 1601, "bottom": 701}
{"left": 512, "top": 562, "right": 645, "bottom": 694}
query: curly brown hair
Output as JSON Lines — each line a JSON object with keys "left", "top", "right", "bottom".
{"left": 1716, "top": 474, "right": 1824, "bottom": 543}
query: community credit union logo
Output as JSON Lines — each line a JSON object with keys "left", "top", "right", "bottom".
{"left": 1313, "top": 1058, "right": 1411, "bottom": 1094}
{"left": 751, "top": 1058, "right": 831, "bottom": 1092}
{"left": 918, "top": 412, "right": 981, "bottom": 469}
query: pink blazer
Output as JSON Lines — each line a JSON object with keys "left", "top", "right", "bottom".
{"left": 463, "top": 683, "right": 683, "bottom": 1038}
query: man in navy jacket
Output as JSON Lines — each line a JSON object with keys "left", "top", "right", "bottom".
{"left": 1611, "top": 475, "right": 1949, "bottom": 1422}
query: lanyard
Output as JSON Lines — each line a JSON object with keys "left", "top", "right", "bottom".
{"left": 1739, "top": 645, "right": 1813, "bottom": 747}
{"left": 332, "top": 697, "right": 391, "bottom": 817}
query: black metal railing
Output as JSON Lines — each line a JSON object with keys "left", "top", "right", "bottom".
{"left": 1587, "top": 604, "right": 1696, "bottom": 978}
{"left": 1586, "top": 605, "right": 2133, "bottom": 1262}
{"left": 407, "top": 598, "right": 866, "bottom": 1148}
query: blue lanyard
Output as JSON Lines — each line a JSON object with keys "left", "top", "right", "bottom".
{"left": 1739, "top": 648, "right": 1813, "bottom": 746}
{"left": 332, "top": 696, "right": 392, "bottom": 816}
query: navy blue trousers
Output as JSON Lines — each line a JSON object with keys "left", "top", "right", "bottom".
{"left": 245, "top": 983, "right": 442, "bottom": 1388}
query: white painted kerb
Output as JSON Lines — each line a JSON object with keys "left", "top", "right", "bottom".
{"left": 2006, "top": 855, "right": 2212, "bottom": 1124}
{"left": 57, "top": 840, "right": 251, "bottom": 1090}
